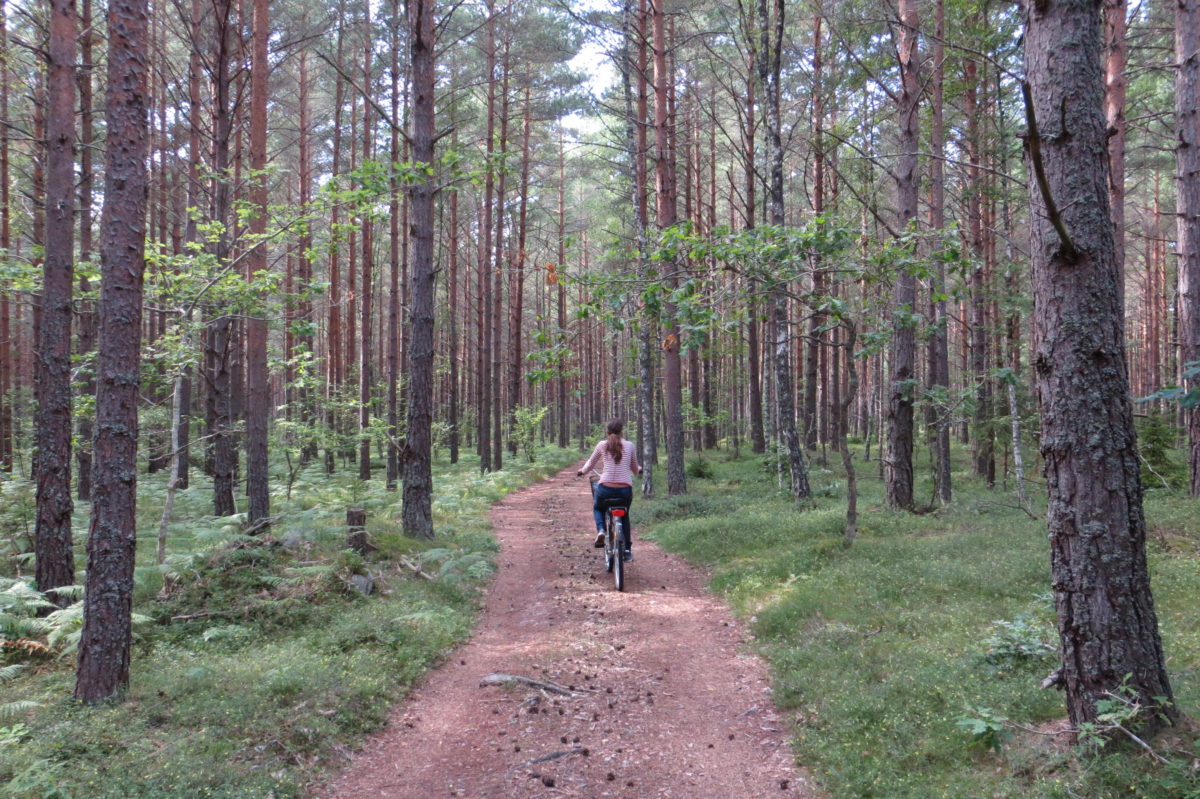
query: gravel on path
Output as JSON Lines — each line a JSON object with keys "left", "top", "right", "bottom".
{"left": 319, "top": 465, "right": 815, "bottom": 799}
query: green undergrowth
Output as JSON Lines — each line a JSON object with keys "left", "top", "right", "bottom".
{"left": 641, "top": 450, "right": 1200, "bottom": 799}
{"left": 0, "top": 446, "right": 577, "bottom": 799}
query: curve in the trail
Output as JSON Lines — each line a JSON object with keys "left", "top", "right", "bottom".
{"left": 321, "top": 464, "right": 814, "bottom": 799}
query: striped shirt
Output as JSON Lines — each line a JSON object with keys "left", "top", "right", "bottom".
{"left": 581, "top": 439, "right": 639, "bottom": 485}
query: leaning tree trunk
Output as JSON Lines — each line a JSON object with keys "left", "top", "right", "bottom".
{"left": 402, "top": 0, "right": 436, "bottom": 540}
{"left": 75, "top": 0, "right": 148, "bottom": 702}
{"left": 1025, "top": 0, "right": 1175, "bottom": 732}
{"left": 1178, "top": 0, "right": 1200, "bottom": 496}
{"left": 35, "top": 0, "right": 77, "bottom": 600}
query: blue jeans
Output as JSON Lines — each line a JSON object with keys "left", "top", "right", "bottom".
{"left": 591, "top": 483, "right": 633, "bottom": 550}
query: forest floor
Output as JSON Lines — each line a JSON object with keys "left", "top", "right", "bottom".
{"left": 319, "top": 463, "right": 813, "bottom": 799}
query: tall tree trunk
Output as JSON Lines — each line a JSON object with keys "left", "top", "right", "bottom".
{"left": 208, "top": 0, "right": 237, "bottom": 516}
{"left": 805, "top": 6, "right": 824, "bottom": 454}
{"left": 448, "top": 146, "right": 460, "bottom": 464}
{"left": 296, "top": 46, "right": 315, "bottom": 466}
{"left": 75, "top": 0, "right": 97, "bottom": 500}
{"left": 738, "top": 7, "right": 764, "bottom": 456}
{"left": 653, "top": 0, "right": 686, "bottom": 495}
{"left": 326, "top": 31, "right": 346, "bottom": 474}
{"left": 359, "top": 23, "right": 374, "bottom": 482}
{"left": 1025, "top": 0, "right": 1174, "bottom": 731}
{"left": 1178, "top": 0, "right": 1200, "bottom": 496}
{"left": 621, "top": 0, "right": 655, "bottom": 497}
{"left": 35, "top": 0, "right": 77, "bottom": 598}
{"left": 1104, "top": 0, "right": 1127, "bottom": 306}
{"left": 491, "top": 40, "right": 509, "bottom": 472}
{"left": 386, "top": 3, "right": 402, "bottom": 490}
{"left": 556, "top": 124, "right": 569, "bottom": 449}
{"left": 507, "top": 86, "right": 532, "bottom": 457}
{"left": 886, "top": 0, "right": 919, "bottom": 510}
{"left": 478, "top": 0, "right": 496, "bottom": 472}
{"left": 403, "top": 0, "right": 436, "bottom": 540}
{"left": 75, "top": 0, "right": 148, "bottom": 701}
{"left": 245, "top": 0, "right": 270, "bottom": 526}
{"left": 0, "top": 0, "right": 10, "bottom": 474}
{"left": 758, "top": 0, "right": 808, "bottom": 500}
{"left": 926, "top": 0, "right": 951, "bottom": 504}
{"left": 966, "top": 58, "right": 995, "bottom": 486}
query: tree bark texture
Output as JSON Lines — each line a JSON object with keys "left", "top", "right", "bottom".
{"left": 926, "top": 0, "right": 951, "bottom": 504}
{"left": 75, "top": 0, "right": 97, "bottom": 501}
{"left": 403, "top": 0, "right": 436, "bottom": 540}
{"left": 885, "top": 0, "right": 918, "bottom": 510}
{"left": 35, "top": 0, "right": 77, "bottom": 598}
{"left": 1178, "top": 0, "right": 1200, "bottom": 496}
{"left": 75, "top": 0, "right": 148, "bottom": 702}
{"left": 245, "top": 0, "right": 270, "bottom": 525}
{"left": 206, "top": 0, "right": 237, "bottom": 516}
{"left": 652, "top": 0, "right": 686, "bottom": 495}
{"left": 1104, "top": 0, "right": 1127, "bottom": 306}
{"left": 621, "top": 0, "right": 655, "bottom": 498}
{"left": 758, "top": 0, "right": 808, "bottom": 501}
{"left": 1025, "top": 0, "right": 1174, "bottom": 730}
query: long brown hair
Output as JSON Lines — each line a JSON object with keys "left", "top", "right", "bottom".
{"left": 605, "top": 419, "right": 624, "bottom": 463}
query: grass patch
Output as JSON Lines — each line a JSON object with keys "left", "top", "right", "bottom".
{"left": 641, "top": 450, "right": 1200, "bottom": 799}
{"left": 0, "top": 446, "right": 578, "bottom": 798}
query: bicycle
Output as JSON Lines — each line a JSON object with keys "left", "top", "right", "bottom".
{"left": 589, "top": 472, "right": 630, "bottom": 592}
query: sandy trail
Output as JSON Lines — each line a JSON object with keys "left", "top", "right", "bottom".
{"left": 321, "top": 465, "right": 813, "bottom": 799}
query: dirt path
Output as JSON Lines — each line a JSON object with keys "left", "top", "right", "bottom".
{"left": 320, "top": 465, "right": 814, "bottom": 799}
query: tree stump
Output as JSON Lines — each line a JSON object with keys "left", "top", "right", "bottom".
{"left": 347, "top": 508, "right": 376, "bottom": 556}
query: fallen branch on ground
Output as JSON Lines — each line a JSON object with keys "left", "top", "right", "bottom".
{"left": 399, "top": 556, "right": 435, "bottom": 581}
{"left": 525, "top": 747, "right": 587, "bottom": 765}
{"left": 479, "top": 673, "right": 575, "bottom": 695}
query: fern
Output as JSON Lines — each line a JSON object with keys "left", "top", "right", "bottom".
{"left": 0, "top": 579, "right": 57, "bottom": 615}
{"left": 0, "top": 700, "right": 40, "bottom": 720}
{"left": 0, "top": 664, "right": 25, "bottom": 683}
{"left": 43, "top": 602, "right": 83, "bottom": 653}
{"left": 201, "top": 624, "right": 251, "bottom": 644}
{"left": 43, "top": 584, "right": 83, "bottom": 602}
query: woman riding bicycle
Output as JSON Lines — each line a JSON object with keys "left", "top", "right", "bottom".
{"left": 576, "top": 419, "right": 641, "bottom": 560}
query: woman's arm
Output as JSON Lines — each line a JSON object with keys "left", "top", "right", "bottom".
{"left": 577, "top": 441, "right": 603, "bottom": 476}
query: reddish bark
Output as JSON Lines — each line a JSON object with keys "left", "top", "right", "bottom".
{"left": 386, "top": 4, "right": 402, "bottom": 491}
{"left": 885, "top": 0, "right": 919, "bottom": 510}
{"left": 75, "top": 0, "right": 149, "bottom": 702}
{"left": 926, "top": 0, "right": 951, "bottom": 504}
{"left": 245, "top": 0, "right": 269, "bottom": 525}
{"left": 35, "top": 0, "right": 78, "bottom": 598}
{"left": 1026, "top": 0, "right": 1174, "bottom": 730}
{"left": 76, "top": 0, "right": 98, "bottom": 500}
{"left": 403, "top": 0, "right": 436, "bottom": 540}
{"left": 1179, "top": 0, "right": 1200, "bottom": 495}
{"left": 652, "top": 0, "right": 686, "bottom": 495}
{"left": 358, "top": 29, "right": 374, "bottom": 483}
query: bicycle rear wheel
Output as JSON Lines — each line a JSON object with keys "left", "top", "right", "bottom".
{"left": 609, "top": 511, "right": 625, "bottom": 592}
{"left": 612, "top": 533, "right": 624, "bottom": 591}
{"left": 604, "top": 513, "right": 615, "bottom": 573}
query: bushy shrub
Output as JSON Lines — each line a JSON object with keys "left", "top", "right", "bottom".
{"left": 978, "top": 613, "right": 1056, "bottom": 677}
